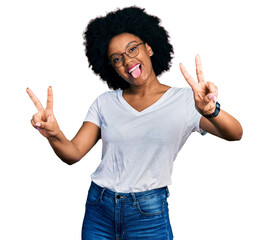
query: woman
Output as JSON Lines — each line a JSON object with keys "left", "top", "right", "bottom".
{"left": 26, "top": 6, "right": 243, "bottom": 240}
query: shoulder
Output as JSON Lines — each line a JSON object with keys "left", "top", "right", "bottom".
{"left": 90, "top": 90, "right": 121, "bottom": 109}
{"left": 169, "top": 86, "right": 192, "bottom": 97}
{"left": 95, "top": 89, "right": 120, "bottom": 102}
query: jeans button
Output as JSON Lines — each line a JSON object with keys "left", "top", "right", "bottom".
{"left": 116, "top": 195, "right": 121, "bottom": 199}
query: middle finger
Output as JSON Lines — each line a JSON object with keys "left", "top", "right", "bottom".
{"left": 195, "top": 55, "right": 205, "bottom": 83}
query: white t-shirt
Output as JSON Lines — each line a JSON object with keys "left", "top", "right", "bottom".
{"left": 84, "top": 87, "right": 203, "bottom": 193}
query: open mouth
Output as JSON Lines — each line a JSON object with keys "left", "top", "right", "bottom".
{"left": 128, "top": 64, "right": 142, "bottom": 78}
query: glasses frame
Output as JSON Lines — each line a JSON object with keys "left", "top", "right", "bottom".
{"left": 109, "top": 42, "right": 145, "bottom": 68}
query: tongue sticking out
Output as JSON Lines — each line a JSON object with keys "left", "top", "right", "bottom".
{"left": 130, "top": 66, "right": 142, "bottom": 78}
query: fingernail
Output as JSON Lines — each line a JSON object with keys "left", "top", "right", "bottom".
{"left": 196, "top": 54, "right": 201, "bottom": 64}
{"left": 35, "top": 123, "right": 41, "bottom": 127}
{"left": 209, "top": 93, "right": 215, "bottom": 100}
{"left": 213, "top": 96, "right": 217, "bottom": 103}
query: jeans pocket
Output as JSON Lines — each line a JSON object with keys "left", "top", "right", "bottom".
{"left": 136, "top": 193, "right": 166, "bottom": 216}
{"left": 86, "top": 187, "right": 101, "bottom": 205}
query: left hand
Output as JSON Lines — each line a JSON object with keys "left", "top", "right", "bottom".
{"left": 180, "top": 55, "right": 218, "bottom": 116}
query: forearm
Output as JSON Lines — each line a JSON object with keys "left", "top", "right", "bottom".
{"left": 208, "top": 109, "right": 243, "bottom": 141}
{"left": 47, "top": 131, "right": 81, "bottom": 165}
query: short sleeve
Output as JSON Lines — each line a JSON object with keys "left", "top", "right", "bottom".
{"left": 84, "top": 96, "right": 102, "bottom": 128}
{"left": 184, "top": 88, "right": 204, "bottom": 134}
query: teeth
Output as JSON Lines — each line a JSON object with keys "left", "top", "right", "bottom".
{"left": 128, "top": 64, "right": 140, "bottom": 73}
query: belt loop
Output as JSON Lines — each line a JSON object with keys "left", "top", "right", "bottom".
{"left": 100, "top": 188, "right": 106, "bottom": 202}
{"left": 165, "top": 187, "right": 170, "bottom": 197}
{"left": 130, "top": 192, "right": 137, "bottom": 207}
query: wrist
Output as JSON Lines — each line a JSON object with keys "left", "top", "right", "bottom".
{"left": 47, "top": 130, "right": 62, "bottom": 142}
{"left": 203, "top": 102, "right": 221, "bottom": 119}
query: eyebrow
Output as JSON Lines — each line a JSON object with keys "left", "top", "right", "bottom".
{"left": 126, "top": 41, "right": 138, "bottom": 47}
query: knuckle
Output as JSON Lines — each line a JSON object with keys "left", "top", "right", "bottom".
{"left": 207, "top": 82, "right": 218, "bottom": 91}
{"left": 30, "top": 120, "right": 36, "bottom": 128}
{"left": 197, "top": 69, "right": 203, "bottom": 75}
{"left": 32, "top": 114, "right": 40, "bottom": 122}
{"left": 207, "top": 81, "right": 213, "bottom": 85}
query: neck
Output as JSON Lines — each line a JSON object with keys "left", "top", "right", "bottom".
{"left": 126, "top": 76, "right": 163, "bottom": 96}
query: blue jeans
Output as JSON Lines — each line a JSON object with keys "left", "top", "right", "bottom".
{"left": 82, "top": 181, "right": 173, "bottom": 240}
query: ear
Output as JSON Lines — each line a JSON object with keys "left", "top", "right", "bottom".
{"left": 145, "top": 43, "right": 154, "bottom": 57}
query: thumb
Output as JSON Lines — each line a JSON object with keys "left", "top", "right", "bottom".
{"left": 47, "top": 114, "right": 54, "bottom": 122}
{"left": 35, "top": 121, "right": 48, "bottom": 130}
{"left": 205, "top": 93, "right": 217, "bottom": 104}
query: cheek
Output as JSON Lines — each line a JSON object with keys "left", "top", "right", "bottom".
{"left": 142, "top": 58, "right": 153, "bottom": 75}
{"left": 114, "top": 68, "right": 130, "bottom": 82}
{"left": 115, "top": 68, "right": 126, "bottom": 77}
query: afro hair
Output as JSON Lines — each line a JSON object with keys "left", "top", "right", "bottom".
{"left": 83, "top": 6, "right": 174, "bottom": 90}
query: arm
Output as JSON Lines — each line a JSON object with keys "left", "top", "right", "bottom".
{"left": 47, "top": 122, "right": 101, "bottom": 165}
{"left": 200, "top": 112, "right": 243, "bottom": 141}
{"left": 27, "top": 87, "right": 101, "bottom": 165}
{"left": 180, "top": 55, "right": 243, "bottom": 141}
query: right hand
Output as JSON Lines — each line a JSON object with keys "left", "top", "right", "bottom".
{"left": 26, "top": 86, "right": 60, "bottom": 138}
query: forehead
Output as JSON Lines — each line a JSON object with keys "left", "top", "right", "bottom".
{"left": 107, "top": 33, "right": 142, "bottom": 56}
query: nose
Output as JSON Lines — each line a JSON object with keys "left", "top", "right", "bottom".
{"left": 122, "top": 53, "right": 133, "bottom": 66}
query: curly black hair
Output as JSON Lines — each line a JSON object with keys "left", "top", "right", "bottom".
{"left": 83, "top": 6, "right": 174, "bottom": 90}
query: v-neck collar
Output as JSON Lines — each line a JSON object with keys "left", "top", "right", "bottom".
{"left": 118, "top": 87, "right": 174, "bottom": 115}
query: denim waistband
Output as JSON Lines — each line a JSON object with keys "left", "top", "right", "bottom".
{"left": 90, "top": 181, "right": 170, "bottom": 203}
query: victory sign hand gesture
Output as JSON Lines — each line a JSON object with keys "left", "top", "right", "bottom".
{"left": 180, "top": 55, "right": 218, "bottom": 116}
{"left": 26, "top": 86, "right": 60, "bottom": 138}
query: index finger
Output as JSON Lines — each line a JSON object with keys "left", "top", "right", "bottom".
{"left": 179, "top": 63, "right": 197, "bottom": 89}
{"left": 26, "top": 88, "right": 44, "bottom": 111}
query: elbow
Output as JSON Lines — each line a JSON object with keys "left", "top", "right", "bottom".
{"left": 61, "top": 157, "right": 81, "bottom": 165}
{"left": 236, "top": 130, "right": 243, "bottom": 141}
{"left": 234, "top": 126, "right": 243, "bottom": 141}
{"left": 59, "top": 148, "right": 83, "bottom": 165}
{"left": 65, "top": 161, "right": 77, "bottom": 166}
{"left": 228, "top": 135, "right": 242, "bottom": 142}
{"left": 226, "top": 128, "right": 243, "bottom": 141}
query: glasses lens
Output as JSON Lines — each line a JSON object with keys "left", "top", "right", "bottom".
{"left": 127, "top": 44, "right": 139, "bottom": 58}
{"left": 110, "top": 43, "right": 141, "bottom": 68}
{"left": 110, "top": 54, "right": 122, "bottom": 67}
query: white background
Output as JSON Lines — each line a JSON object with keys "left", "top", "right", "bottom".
{"left": 1, "top": 0, "right": 268, "bottom": 239}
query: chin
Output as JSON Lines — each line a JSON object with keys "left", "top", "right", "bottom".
{"left": 122, "top": 73, "right": 149, "bottom": 87}
{"left": 130, "top": 78, "right": 147, "bottom": 86}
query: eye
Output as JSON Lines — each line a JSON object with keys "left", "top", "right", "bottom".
{"left": 111, "top": 55, "right": 121, "bottom": 64}
{"left": 113, "top": 57, "right": 120, "bottom": 63}
{"left": 129, "top": 46, "right": 137, "bottom": 53}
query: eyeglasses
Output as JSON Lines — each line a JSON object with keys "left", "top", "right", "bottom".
{"left": 109, "top": 42, "right": 145, "bottom": 68}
